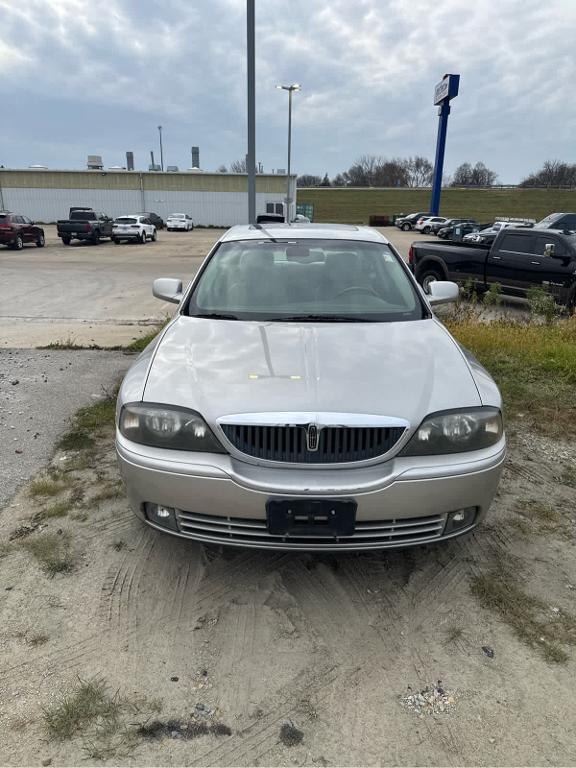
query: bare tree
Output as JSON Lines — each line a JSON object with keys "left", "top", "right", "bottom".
{"left": 217, "top": 164, "right": 228, "bottom": 173}
{"left": 229, "top": 158, "right": 247, "bottom": 173}
{"left": 520, "top": 159, "right": 576, "bottom": 187}
{"left": 331, "top": 173, "right": 347, "bottom": 187}
{"left": 451, "top": 161, "right": 497, "bottom": 186}
{"left": 297, "top": 174, "right": 322, "bottom": 187}
{"left": 405, "top": 156, "right": 434, "bottom": 187}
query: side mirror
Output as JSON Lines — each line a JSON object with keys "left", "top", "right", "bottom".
{"left": 427, "top": 280, "right": 459, "bottom": 306}
{"left": 544, "top": 243, "right": 556, "bottom": 257}
{"left": 153, "top": 278, "right": 183, "bottom": 304}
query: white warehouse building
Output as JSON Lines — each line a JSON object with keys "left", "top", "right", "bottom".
{"left": 0, "top": 169, "right": 297, "bottom": 226}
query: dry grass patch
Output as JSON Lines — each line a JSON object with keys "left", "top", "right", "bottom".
{"left": 44, "top": 677, "right": 162, "bottom": 760}
{"left": 29, "top": 473, "right": 71, "bottom": 498}
{"left": 21, "top": 532, "right": 75, "bottom": 576}
{"left": 471, "top": 565, "right": 576, "bottom": 664}
{"left": 57, "top": 393, "right": 117, "bottom": 452}
{"left": 36, "top": 500, "right": 74, "bottom": 521}
{"left": 446, "top": 316, "right": 576, "bottom": 437}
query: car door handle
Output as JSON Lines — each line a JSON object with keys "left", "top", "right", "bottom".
{"left": 530, "top": 261, "right": 541, "bottom": 265}
{"left": 491, "top": 256, "right": 501, "bottom": 260}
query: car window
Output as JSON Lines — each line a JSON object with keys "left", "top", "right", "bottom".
{"left": 534, "top": 236, "right": 565, "bottom": 257}
{"left": 115, "top": 217, "right": 138, "bottom": 224}
{"left": 499, "top": 234, "right": 534, "bottom": 254}
{"left": 554, "top": 215, "right": 576, "bottom": 230}
{"left": 188, "top": 239, "right": 425, "bottom": 322}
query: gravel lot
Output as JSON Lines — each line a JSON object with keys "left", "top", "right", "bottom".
{"left": 0, "top": 225, "right": 417, "bottom": 348}
{"left": 0, "top": 349, "right": 128, "bottom": 507}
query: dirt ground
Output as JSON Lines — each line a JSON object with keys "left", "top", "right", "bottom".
{"left": 1, "top": 410, "right": 576, "bottom": 766}
{"left": 1, "top": 223, "right": 572, "bottom": 766}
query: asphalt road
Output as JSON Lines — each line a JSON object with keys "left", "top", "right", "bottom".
{"left": 0, "top": 225, "right": 416, "bottom": 347}
{"left": 0, "top": 348, "right": 129, "bottom": 508}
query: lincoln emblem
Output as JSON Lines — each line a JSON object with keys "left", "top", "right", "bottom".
{"left": 306, "top": 424, "right": 319, "bottom": 451}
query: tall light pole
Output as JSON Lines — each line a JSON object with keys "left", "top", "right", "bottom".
{"left": 246, "top": 0, "right": 256, "bottom": 224}
{"left": 157, "top": 125, "right": 164, "bottom": 171}
{"left": 276, "top": 83, "right": 300, "bottom": 222}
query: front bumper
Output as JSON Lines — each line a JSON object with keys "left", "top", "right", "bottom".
{"left": 116, "top": 434, "right": 506, "bottom": 551}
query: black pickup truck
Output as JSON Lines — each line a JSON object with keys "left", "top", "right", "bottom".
{"left": 56, "top": 208, "right": 114, "bottom": 245}
{"left": 409, "top": 228, "right": 576, "bottom": 309}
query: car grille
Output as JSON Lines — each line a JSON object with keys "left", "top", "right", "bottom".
{"left": 220, "top": 424, "right": 405, "bottom": 463}
{"left": 175, "top": 510, "right": 446, "bottom": 550}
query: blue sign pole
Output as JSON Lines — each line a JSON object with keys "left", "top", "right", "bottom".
{"left": 430, "top": 74, "right": 460, "bottom": 216}
{"left": 430, "top": 102, "right": 450, "bottom": 215}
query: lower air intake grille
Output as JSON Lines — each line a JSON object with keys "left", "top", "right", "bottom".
{"left": 220, "top": 424, "right": 405, "bottom": 463}
{"left": 175, "top": 510, "right": 446, "bottom": 550}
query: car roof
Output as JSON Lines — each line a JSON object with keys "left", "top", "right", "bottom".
{"left": 220, "top": 223, "right": 390, "bottom": 244}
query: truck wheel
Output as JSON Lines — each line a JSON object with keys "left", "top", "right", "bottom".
{"left": 62, "top": 237, "right": 71, "bottom": 246}
{"left": 12, "top": 235, "right": 23, "bottom": 250}
{"left": 401, "top": 222, "right": 411, "bottom": 231}
{"left": 36, "top": 233, "right": 45, "bottom": 248}
{"left": 91, "top": 230, "right": 100, "bottom": 245}
{"left": 419, "top": 267, "right": 444, "bottom": 293}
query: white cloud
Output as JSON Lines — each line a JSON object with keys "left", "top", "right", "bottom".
{"left": 0, "top": 0, "right": 574, "bottom": 180}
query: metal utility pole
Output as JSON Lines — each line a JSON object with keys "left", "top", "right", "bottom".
{"left": 158, "top": 125, "right": 164, "bottom": 171}
{"left": 246, "top": 0, "right": 256, "bottom": 223}
{"left": 276, "top": 84, "right": 300, "bottom": 222}
{"left": 430, "top": 74, "right": 460, "bottom": 215}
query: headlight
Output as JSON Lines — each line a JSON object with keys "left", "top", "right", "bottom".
{"left": 119, "top": 403, "right": 226, "bottom": 453}
{"left": 399, "top": 407, "right": 503, "bottom": 456}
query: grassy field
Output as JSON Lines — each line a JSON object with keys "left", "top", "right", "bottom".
{"left": 297, "top": 187, "right": 576, "bottom": 224}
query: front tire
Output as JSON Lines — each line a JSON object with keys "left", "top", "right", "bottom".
{"left": 12, "top": 235, "right": 23, "bottom": 250}
{"left": 401, "top": 222, "right": 411, "bottom": 231}
{"left": 91, "top": 230, "right": 100, "bottom": 245}
{"left": 140, "top": 231, "right": 147, "bottom": 244}
{"left": 36, "top": 233, "right": 45, "bottom": 248}
{"left": 151, "top": 229, "right": 157, "bottom": 242}
{"left": 419, "top": 266, "right": 444, "bottom": 294}
{"left": 423, "top": 226, "right": 431, "bottom": 234}
{"left": 62, "top": 236, "right": 71, "bottom": 246}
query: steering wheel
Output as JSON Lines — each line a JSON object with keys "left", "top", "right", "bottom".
{"left": 334, "top": 285, "right": 380, "bottom": 298}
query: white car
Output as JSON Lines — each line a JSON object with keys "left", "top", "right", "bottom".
{"left": 112, "top": 215, "right": 157, "bottom": 244}
{"left": 414, "top": 216, "right": 449, "bottom": 234}
{"left": 166, "top": 213, "right": 194, "bottom": 231}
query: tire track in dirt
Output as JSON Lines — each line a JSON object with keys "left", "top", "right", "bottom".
{"left": 188, "top": 660, "right": 340, "bottom": 767}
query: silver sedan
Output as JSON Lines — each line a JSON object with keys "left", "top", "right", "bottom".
{"left": 116, "top": 224, "right": 505, "bottom": 551}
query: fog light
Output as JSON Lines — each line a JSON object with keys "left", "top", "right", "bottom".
{"left": 445, "top": 507, "right": 477, "bottom": 534}
{"left": 145, "top": 503, "right": 179, "bottom": 532}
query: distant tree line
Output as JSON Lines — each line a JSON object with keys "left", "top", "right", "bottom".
{"left": 519, "top": 160, "right": 576, "bottom": 187}
{"left": 225, "top": 155, "right": 576, "bottom": 190}
{"left": 297, "top": 155, "right": 500, "bottom": 188}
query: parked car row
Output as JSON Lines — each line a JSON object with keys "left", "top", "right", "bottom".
{"left": 409, "top": 212, "right": 576, "bottom": 310}
{"left": 0, "top": 207, "right": 198, "bottom": 249}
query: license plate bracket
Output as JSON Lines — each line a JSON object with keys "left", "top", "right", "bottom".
{"left": 266, "top": 498, "right": 357, "bottom": 537}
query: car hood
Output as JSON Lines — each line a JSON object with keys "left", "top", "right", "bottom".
{"left": 142, "top": 316, "right": 482, "bottom": 428}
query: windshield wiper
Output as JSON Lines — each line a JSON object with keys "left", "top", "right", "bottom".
{"left": 278, "top": 314, "right": 373, "bottom": 322}
{"left": 192, "top": 312, "right": 239, "bottom": 320}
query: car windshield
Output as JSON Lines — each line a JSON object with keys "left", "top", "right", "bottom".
{"left": 115, "top": 217, "right": 137, "bottom": 224}
{"left": 187, "top": 239, "right": 426, "bottom": 322}
{"left": 170, "top": 214, "right": 185, "bottom": 219}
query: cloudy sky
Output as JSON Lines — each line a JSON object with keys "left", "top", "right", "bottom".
{"left": 1, "top": 0, "right": 575, "bottom": 182}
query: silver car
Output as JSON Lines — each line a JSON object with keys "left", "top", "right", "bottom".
{"left": 116, "top": 224, "right": 505, "bottom": 551}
